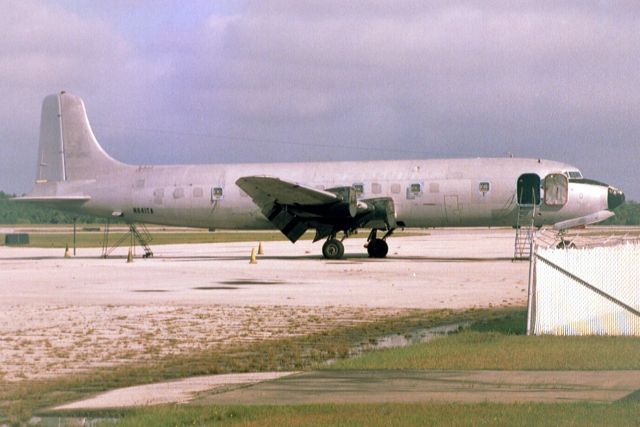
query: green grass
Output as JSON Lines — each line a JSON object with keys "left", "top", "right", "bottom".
{"left": 330, "top": 311, "right": 640, "bottom": 371}
{"left": 4, "top": 228, "right": 427, "bottom": 248}
{"left": 87, "top": 402, "right": 640, "bottom": 426}
{"left": 22, "top": 230, "right": 304, "bottom": 248}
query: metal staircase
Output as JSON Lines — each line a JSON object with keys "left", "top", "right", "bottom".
{"left": 514, "top": 207, "right": 535, "bottom": 259}
{"left": 101, "top": 222, "right": 154, "bottom": 258}
{"left": 514, "top": 189, "right": 537, "bottom": 260}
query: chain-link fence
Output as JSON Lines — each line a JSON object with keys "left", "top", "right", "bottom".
{"left": 527, "top": 243, "right": 640, "bottom": 335}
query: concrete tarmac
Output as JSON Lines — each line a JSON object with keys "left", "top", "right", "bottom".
{"left": 0, "top": 228, "right": 528, "bottom": 308}
{"left": 0, "top": 228, "right": 527, "bottom": 382}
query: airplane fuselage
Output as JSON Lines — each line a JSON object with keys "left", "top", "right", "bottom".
{"left": 63, "top": 157, "right": 606, "bottom": 230}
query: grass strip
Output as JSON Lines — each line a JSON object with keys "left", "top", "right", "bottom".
{"left": 330, "top": 311, "right": 640, "bottom": 370}
{"left": 6, "top": 229, "right": 426, "bottom": 248}
{"left": 22, "top": 231, "right": 302, "bottom": 248}
{"left": 75, "top": 401, "right": 640, "bottom": 427}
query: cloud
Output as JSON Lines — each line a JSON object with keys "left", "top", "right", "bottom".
{"left": 191, "top": 1, "right": 640, "bottom": 121}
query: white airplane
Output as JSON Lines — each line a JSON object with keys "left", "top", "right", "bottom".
{"left": 16, "top": 92, "right": 625, "bottom": 259}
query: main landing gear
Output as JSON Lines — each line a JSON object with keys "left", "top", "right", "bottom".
{"left": 365, "top": 228, "right": 394, "bottom": 258}
{"left": 322, "top": 238, "right": 345, "bottom": 259}
{"left": 321, "top": 228, "right": 395, "bottom": 260}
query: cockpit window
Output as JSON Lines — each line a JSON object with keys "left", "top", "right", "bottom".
{"left": 565, "top": 171, "right": 583, "bottom": 179}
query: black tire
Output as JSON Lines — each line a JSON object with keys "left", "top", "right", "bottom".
{"left": 367, "top": 238, "right": 389, "bottom": 258}
{"left": 323, "top": 239, "right": 344, "bottom": 259}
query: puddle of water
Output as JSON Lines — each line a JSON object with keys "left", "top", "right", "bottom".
{"left": 328, "top": 322, "right": 470, "bottom": 364}
{"left": 365, "top": 323, "right": 469, "bottom": 351}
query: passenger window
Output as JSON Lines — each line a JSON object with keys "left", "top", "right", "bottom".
{"left": 211, "top": 187, "right": 224, "bottom": 201}
{"left": 173, "top": 188, "right": 184, "bottom": 199}
{"left": 390, "top": 183, "right": 401, "bottom": 194}
{"left": 353, "top": 183, "right": 364, "bottom": 196}
{"left": 429, "top": 183, "right": 439, "bottom": 193}
{"left": 193, "top": 187, "right": 203, "bottom": 198}
{"left": 406, "top": 183, "right": 422, "bottom": 200}
{"left": 479, "top": 182, "right": 490, "bottom": 194}
{"left": 371, "top": 183, "right": 382, "bottom": 194}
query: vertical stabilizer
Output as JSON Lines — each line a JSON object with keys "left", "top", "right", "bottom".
{"left": 36, "top": 94, "right": 65, "bottom": 183}
{"left": 36, "top": 92, "right": 125, "bottom": 183}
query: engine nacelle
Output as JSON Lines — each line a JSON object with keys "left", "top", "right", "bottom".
{"left": 325, "top": 186, "right": 358, "bottom": 217}
{"left": 361, "top": 197, "right": 397, "bottom": 228}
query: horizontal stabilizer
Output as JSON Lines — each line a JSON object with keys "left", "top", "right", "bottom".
{"left": 553, "top": 210, "right": 614, "bottom": 231}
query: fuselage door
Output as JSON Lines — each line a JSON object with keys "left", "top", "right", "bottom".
{"left": 444, "top": 195, "right": 461, "bottom": 225}
{"left": 517, "top": 173, "right": 541, "bottom": 205}
{"left": 543, "top": 173, "right": 568, "bottom": 207}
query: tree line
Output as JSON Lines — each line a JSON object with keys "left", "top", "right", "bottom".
{"left": 1, "top": 190, "right": 638, "bottom": 225}
{"left": 0, "top": 191, "right": 118, "bottom": 224}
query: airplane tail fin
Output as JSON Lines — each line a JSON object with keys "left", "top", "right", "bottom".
{"left": 35, "top": 91, "right": 125, "bottom": 184}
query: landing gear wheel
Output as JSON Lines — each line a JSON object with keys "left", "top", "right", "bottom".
{"left": 367, "top": 238, "right": 388, "bottom": 258}
{"left": 322, "top": 239, "right": 344, "bottom": 259}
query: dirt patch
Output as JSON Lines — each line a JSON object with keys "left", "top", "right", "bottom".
{"left": 0, "top": 304, "right": 401, "bottom": 382}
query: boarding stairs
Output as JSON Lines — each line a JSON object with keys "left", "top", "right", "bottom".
{"left": 514, "top": 204, "right": 536, "bottom": 260}
{"left": 101, "top": 222, "right": 154, "bottom": 258}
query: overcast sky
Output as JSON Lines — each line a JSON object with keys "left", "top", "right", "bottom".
{"left": 1, "top": 1, "right": 639, "bottom": 199}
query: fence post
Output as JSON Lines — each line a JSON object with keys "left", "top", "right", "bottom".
{"left": 526, "top": 244, "right": 537, "bottom": 335}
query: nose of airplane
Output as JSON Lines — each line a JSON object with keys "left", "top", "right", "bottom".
{"left": 608, "top": 186, "right": 625, "bottom": 210}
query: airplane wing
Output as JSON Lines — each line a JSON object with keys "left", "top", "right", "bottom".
{"left": 236, "top": 176, "right": 396, "bottom": 243}
{"left": 236, "top": 176, "right": 340, "bottom": 207}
